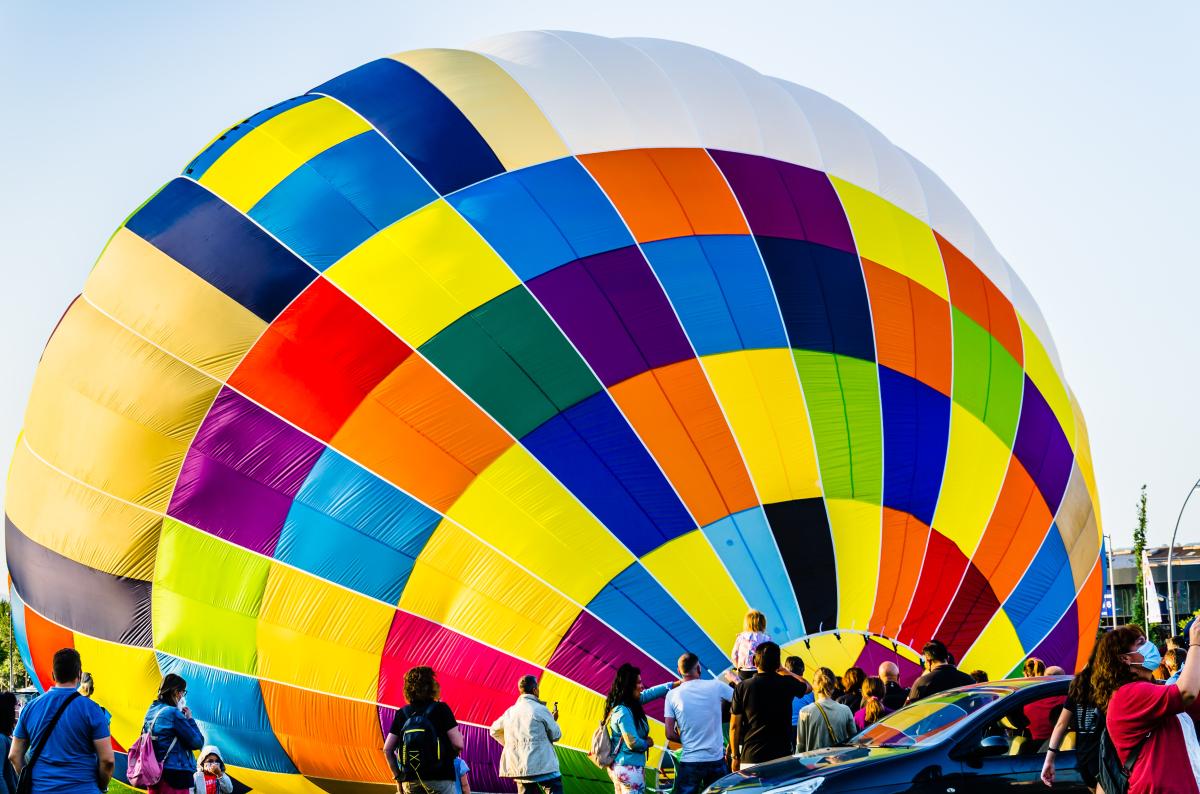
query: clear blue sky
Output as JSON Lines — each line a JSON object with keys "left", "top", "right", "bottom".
{"left": 2, "top": 1, "right": 1198, "bottom": 577}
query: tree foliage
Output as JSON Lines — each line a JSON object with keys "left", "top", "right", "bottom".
{"left": 1132, "top": 484, "right": 1149, "bottom": 632}
{"left": 0, "top": 600, "right": 30, "bottom": 690}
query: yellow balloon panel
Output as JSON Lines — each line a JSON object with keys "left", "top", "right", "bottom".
{"left": 6, "top": 440, "right": 160, "bottom": 580}
{"left": 198, "top": 97, "right": 371, "bottom": 212}
{"left": 22, "top": 299, "right": 219, "bottom": 511}
{"left": 84, "top": 228, "right": 266, "bottom": 381}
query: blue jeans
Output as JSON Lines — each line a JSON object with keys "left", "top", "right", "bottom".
{"left": 674, "top": 759, "right": 728, "bottom": 794}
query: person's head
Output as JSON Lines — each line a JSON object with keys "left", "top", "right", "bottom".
{"left": 842, "top": 667, "right": 866, "bottom": 695}
{"left": 0, "top": 692, "right": 16, "bottom": 737}
{"left": 784, "top": 656, "right": 805, "bottom": 676}
{"left": 604, "top": 663, "right": 647, "bottom": 726}
{"left": 1169, "top": 635, "right": 1186, "bottom": 651}
{"left": 877, "top": 661, "right": 899, "bottom": 683}
{"left": 157, "top": 673, "right": 187, "bottom": 706}
{"left": 1153, "top": 662, "right": 1170, "bottom": 681}
{"left": 403, "top": 666, "right": 440, "bottom": 706}
{"left": 1092, "top": 625, "right": 1153, "bottom": 708}
{"left": 970, "top": 669, "right": 989, "bottom": 684}
{"left": 812, "top": 667, "right": 838, "bottom": 699}
{"left": 78, "top": 672, "right": 95, "bottom": 698}
{"left": 518, "top": 674, "right": 540, "bottom": 698}
{"left": 678, "top": 652, "right": 702, "bottom": 680}
{"left": 861, "top": 676, "right": 885, "bottom": 701}
{"left": 1045, "top": 666, "right": 1066, "bottom": 676}
{"left": 861, "top": 677, "right": 887, "bottom": 726}
{"left": 744, "top": 610, "right": 767, "bottom": 634}
{"left": 1165, "top": 648, "right": 1187, "bottom": 674}
{"left": 922, "top": 640, "right": 950, "bottom": 668}
{"left": 753, "top": 641, "right": 781, "bottom": 673}
{"left": 52, "top": 648, "right": 82, "bottom": 686}
{"left": 1022, "top": 657, "right": 1046, "bottom": 678}
{"left": 199, "top": 746, "right": 225, "bottom": 776}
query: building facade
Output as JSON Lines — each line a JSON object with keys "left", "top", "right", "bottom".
{"left": 1106, "top": 544, "right": 1200, "bottom": 631}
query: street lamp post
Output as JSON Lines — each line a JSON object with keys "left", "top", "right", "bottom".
{"left": 1167, "top": 478, "right": 1200, "bottom": 632}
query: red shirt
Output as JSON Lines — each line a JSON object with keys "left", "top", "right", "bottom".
{"left": 1025, "top": 695, "right": 1067, "bottom": 742}
{"left": 204, "top": 773, "right": 219, "bottom": 794}
{"left": 1107, "top": 681, "right": 1200, "bottom": 793}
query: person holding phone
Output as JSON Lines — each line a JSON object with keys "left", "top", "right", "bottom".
{"left": 490, "top": 675, "right": 563, "bottom": 794}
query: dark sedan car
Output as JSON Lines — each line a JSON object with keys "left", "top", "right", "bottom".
{"left": 706, "top": 678, "right": 1087, "bottom": 793}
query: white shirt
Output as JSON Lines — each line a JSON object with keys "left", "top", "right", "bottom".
{"left": 664, "top": 677, "right": 734, "bottom": 762}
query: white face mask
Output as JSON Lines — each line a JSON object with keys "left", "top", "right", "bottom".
{"left": 177, "top": 695, "right": 188, "bottom": 710}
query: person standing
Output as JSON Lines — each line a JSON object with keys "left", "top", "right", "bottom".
{"left": 141, "top": 673, "right": 206, "bottom": 794}
{"left": 877, "top": 662, "right": 907, "bottom": 711}
{"left": 906, "top": 641, "right": 974, "bottom": 704}
{"left": 0, "top": 692, "right": 18, "bottom": 794}
{"left": 384, "top": 667, "right": 465, "bottom": 794}
{"left": 729, "top": 642, "right": 809, "bottom": 770}
{"left": 970, "top": 669, "right": 990, "bottom": 684}
{"left": 1041, "top": 655, "right": 1104, "bottom": 792}
{"left": 663, "top": 653, "right": 733, "bottom": 794}
{"left": 796, "top": 669, "right": 855, "bottom": 752}
{"left": 602, "top": 664, "right": 675, "bottom": 794}
{"left": 784, "top": 657, "right": 813, "bottom": 751}
{"left": 1165, "top": 648, "right": 1187, "bottom": 686}
{"left": 730, "top": 611, "right": 772, "bottom": 681}
{"left": 836, "top": 668, "right": 866, "bottom": 713}
{"left": 1095, "top": 620, "right": 1200, "bottom": 793}
{"left": 853, "top": 677, "right": 891, "bottom": 731}
{"left": 192, "top": 745, "right": 233, "bottom": 794}
{"left": 1023, "top": 658, "right": 1047, "bottom": 678}
{"left": 9, "top": 648, "right": 114, "bottom": 793}
{"left": 490, "top": 675, "right": 563, "bottom": 794}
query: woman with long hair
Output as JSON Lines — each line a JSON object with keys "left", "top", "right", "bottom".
{"left": 602, "top": 663, "right": 675, "bottom": 794}
{"left": 383, "top": 666, "right": 465, "bottom": 794}
{"left": 0, "top": 692, "right": 17, "bottom": 794}
{"left": 730, "top": 611, "right": 771, "bottom": 681}
{"left": 1040, "top": 642, "right": 1106, "bottom": 791}
{"left": 1082, "top": 621, "right": 1200, "bottom": 793}
{"left": 141, "top": 673, "right": 206, "bottom": 794}
{"left": 853, "top": 677, "right": 891, "bottom": 731}
{"left": 837, "top": 668, "right": 867, "bottom": 712}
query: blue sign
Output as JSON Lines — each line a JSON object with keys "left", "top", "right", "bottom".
{"left": 1101, "top": 591, "right": 1115, "bottom": 618}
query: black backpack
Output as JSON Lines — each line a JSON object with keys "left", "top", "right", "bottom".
{"left": 1098, "top": 728, "right": 1150, "bottom": 794}
{"left": 397, "top": 704, "right": 445, "bottom": 781}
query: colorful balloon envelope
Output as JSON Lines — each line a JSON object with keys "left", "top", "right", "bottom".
{"left": 6, "top": 31, "right": 1102, "bottom": 793}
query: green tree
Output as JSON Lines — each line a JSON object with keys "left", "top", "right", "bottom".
{"left": 0, "top": 599, "right": 30, "bottom": 689}
{"left": 1132, "top": 485, "right": 1149, "bottom": 632}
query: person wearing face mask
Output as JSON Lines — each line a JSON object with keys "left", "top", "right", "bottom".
{"left": 192, "top": 745, "right": 233, "bottom": 794}
{"left": 1090, "top": 620, "right": 1200, "bottom": 794}
{"left": 141, "top": 673, "right": 206, "bottom": 794}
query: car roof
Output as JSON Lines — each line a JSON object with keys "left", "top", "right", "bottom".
{"left": 930, "top": 676, "right": 1071, "bottom": 699}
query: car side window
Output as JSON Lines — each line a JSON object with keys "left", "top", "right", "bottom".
{"left": 980, "top": 695, "right": 1068, "bottom": 757}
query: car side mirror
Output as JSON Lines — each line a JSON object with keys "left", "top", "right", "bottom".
{"left": 975, "top": 735, "right": 1009, "bottom": 758}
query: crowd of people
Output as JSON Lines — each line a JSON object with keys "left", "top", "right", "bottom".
{"left": 3, "top": 610, "right": 1200, "bottom": 794}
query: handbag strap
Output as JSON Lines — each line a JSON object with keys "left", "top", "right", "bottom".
{"left": 24, "top": 692, "right": 81, "bottom": 774}
{"left": 1123, "top": 729, "right": 1153, "bottom": 776}
{"left": 814, "top": 701, "right": 840, "bottom": 743}
{"left": 146, "top": 704, "right": 179, "bottom": 762}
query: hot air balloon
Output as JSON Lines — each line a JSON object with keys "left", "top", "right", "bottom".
{"left": 6, "top": 31, "right": 1102, "bottom": 793}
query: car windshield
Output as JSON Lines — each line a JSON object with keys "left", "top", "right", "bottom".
{"left": 852, "top": 690, "right": 1004, "bottom": 748}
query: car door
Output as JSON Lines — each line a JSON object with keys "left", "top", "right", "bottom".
{"left": 947, "top": 692, "right": 1088, "bottom": 793}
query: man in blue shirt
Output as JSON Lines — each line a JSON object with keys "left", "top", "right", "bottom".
{"left": 784, "top": 657, "right": 814, "bottom": 751}
{"left": 9, "top": 648, "right": 113, "bottom": 793}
